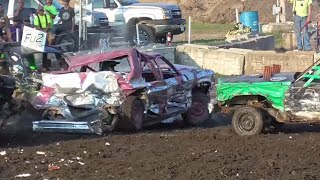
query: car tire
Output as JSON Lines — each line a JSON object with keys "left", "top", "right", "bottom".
{"left": 117, "top": 96, "right": 144, "bottom": 131}
{"left": 232, "top": 106, "right": 264, "bottom": 136}
{"left": 55, "top": 33, "right": 78, "bottom": 52}
{"left": 129, "top": 24, "right": 155, "bottom": 46}
{"left": 182, "top": 92, "right": 210, "bottom": 126}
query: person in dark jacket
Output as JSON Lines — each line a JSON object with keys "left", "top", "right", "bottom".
{"left": 9, "top": 17, "right": 22, "bottom": 42}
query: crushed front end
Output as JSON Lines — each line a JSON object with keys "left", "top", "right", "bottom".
{"left": 32, "top": 71, "right": 127, "bottom": 135}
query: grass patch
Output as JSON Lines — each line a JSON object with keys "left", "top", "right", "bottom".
{"left": 175, "top": 38, "right": 226, "bottom": 45}
{"left": 190, "top": 22, "right": 234, "bottom": 34}
{"left": 175, "top": 21, "right": 233, "bottom": 45}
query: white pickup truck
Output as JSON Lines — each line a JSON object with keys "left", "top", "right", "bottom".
{"left": 87, "top": 0, "right": 186, "bottom": 46}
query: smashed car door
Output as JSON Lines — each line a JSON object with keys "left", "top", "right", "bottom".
{"left": 158, "top": 58, "right": 192, "bottom": 114}
{"left": 146, "top": 57, "right": 191, "bottom": 116}
{"left": 142, "top": 58, "right": 168, "bottom": 116}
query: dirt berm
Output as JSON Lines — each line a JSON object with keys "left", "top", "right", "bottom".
{"left": 142, "top": 0, "right": 299, "bottom": 23}
{"left": 66, "top": 0, "right": 319, "bottom": 23}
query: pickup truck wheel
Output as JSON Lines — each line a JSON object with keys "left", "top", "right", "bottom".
{"left": 232, "top": 106, "right": 264, "bottom": 136}
{"left": 182, "top": 92, "right": 210, "bottom": 126}
{"left": 129, "top": 24, "right": 155, "bottom": 46}
{"left": 55, "top": 33, "right": 78, "bottom": 52}
{"left": 117, "top": 96, "right": 144, "bottom": 131}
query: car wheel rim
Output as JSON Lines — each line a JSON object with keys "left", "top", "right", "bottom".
{"left": 60, "top": 37, "right": 75, "bottom": 51}
{"left": 190, "top": 101, "right": 205, "bottom": 117}
{"left": 238, "top": 113, "right": 255, "bottom": 132}
{"left": 132, "top": 100, "right": 144, "bottom": 129}
{"left": 133, "top": 30, "right": 149, "bottom": 46}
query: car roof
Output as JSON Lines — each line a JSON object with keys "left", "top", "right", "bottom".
{"left": 68, "top": 48, "right": 163, "bottom": 68}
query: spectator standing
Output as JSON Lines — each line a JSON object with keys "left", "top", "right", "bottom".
{"left": 9, "top": 17, "right": 22, "bottom": 42}
{"left": 0, "top": 4, "right": 9, "bottom": 28}
{"left": 288, "top": 0, "right": 313, "bottom": 51}
{"left": 49, "top": 0, "right": 74, "bottom": 45}
{"left": 44, "top": 0, "right": 58, "bottom": 25}
{"left": 34, "top": 6, "right": 51, "bottom": 32}
{"left": 0, "top": 18, "right": 12, "bottom": 43}
{"left": 14, "top": 0, "right": 33, "bottom": 24}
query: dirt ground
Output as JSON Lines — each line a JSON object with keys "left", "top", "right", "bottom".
{"left": 1, "top": 110, "right": 320, "bottom": 180}
{"left": 141, "top": 0, "right": 297, "bottom": 23}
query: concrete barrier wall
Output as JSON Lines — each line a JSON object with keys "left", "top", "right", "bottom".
{"left": 261, "top": 23, "right": 294, "bottom": 34}
{"left": 175, "top": 44, "right": 316, "bottom": 75}
{"left": 175, "top": 45, "right": 247, "bottom": 75}
{"left": 244, "top": 51, "right": 315, "bottom": 74}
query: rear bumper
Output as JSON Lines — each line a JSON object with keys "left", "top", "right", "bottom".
{"left": 149, "top": 19, "right": 186, "bottom": 35}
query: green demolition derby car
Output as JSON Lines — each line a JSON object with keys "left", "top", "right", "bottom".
{"left": 215, "top": 60, "right": 320, "bottom": 136}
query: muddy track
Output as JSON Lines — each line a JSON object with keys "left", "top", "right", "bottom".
{"left": 1, "top": 113, "right": 320, "bottom": 180}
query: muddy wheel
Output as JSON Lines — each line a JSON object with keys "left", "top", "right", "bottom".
{"left": 232, "top": 106, "right": 264, "bottom": 136}
{"left": 117, "top": 96, "right": 144, "bottom": 131}
{"left": 183, "top": 92, "right": 210, "bottom": 126}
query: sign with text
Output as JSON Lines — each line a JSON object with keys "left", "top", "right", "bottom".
{"left": 21, "top": 26, "right": 47, "bottom": 52}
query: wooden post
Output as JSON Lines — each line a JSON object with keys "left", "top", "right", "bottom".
{"left": 280, "top": 0, "right": 286, "bottom": 23}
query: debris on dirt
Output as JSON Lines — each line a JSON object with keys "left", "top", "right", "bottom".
{"left": 78, "top": 162, "right": 85, "bottom": 166}
{"left": 105, "top": 142, "right": 110, "bottom": 146}
{"left": 36, "top": 151, "right": 46, "bottom": 155}
{"left": 267, "top": 159, "right": 276, "bottom": 167}
{"left": 67, "top": 160, "right": 73, "bottom": 164}
{"left": 48, "top": 164, "right": 60, "bottom": 171}
{"left": 0, "top": 151, "right": 6, "bottom": 156}
{"left": 15, "top": 173, "right": 31, "bottom": 178}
